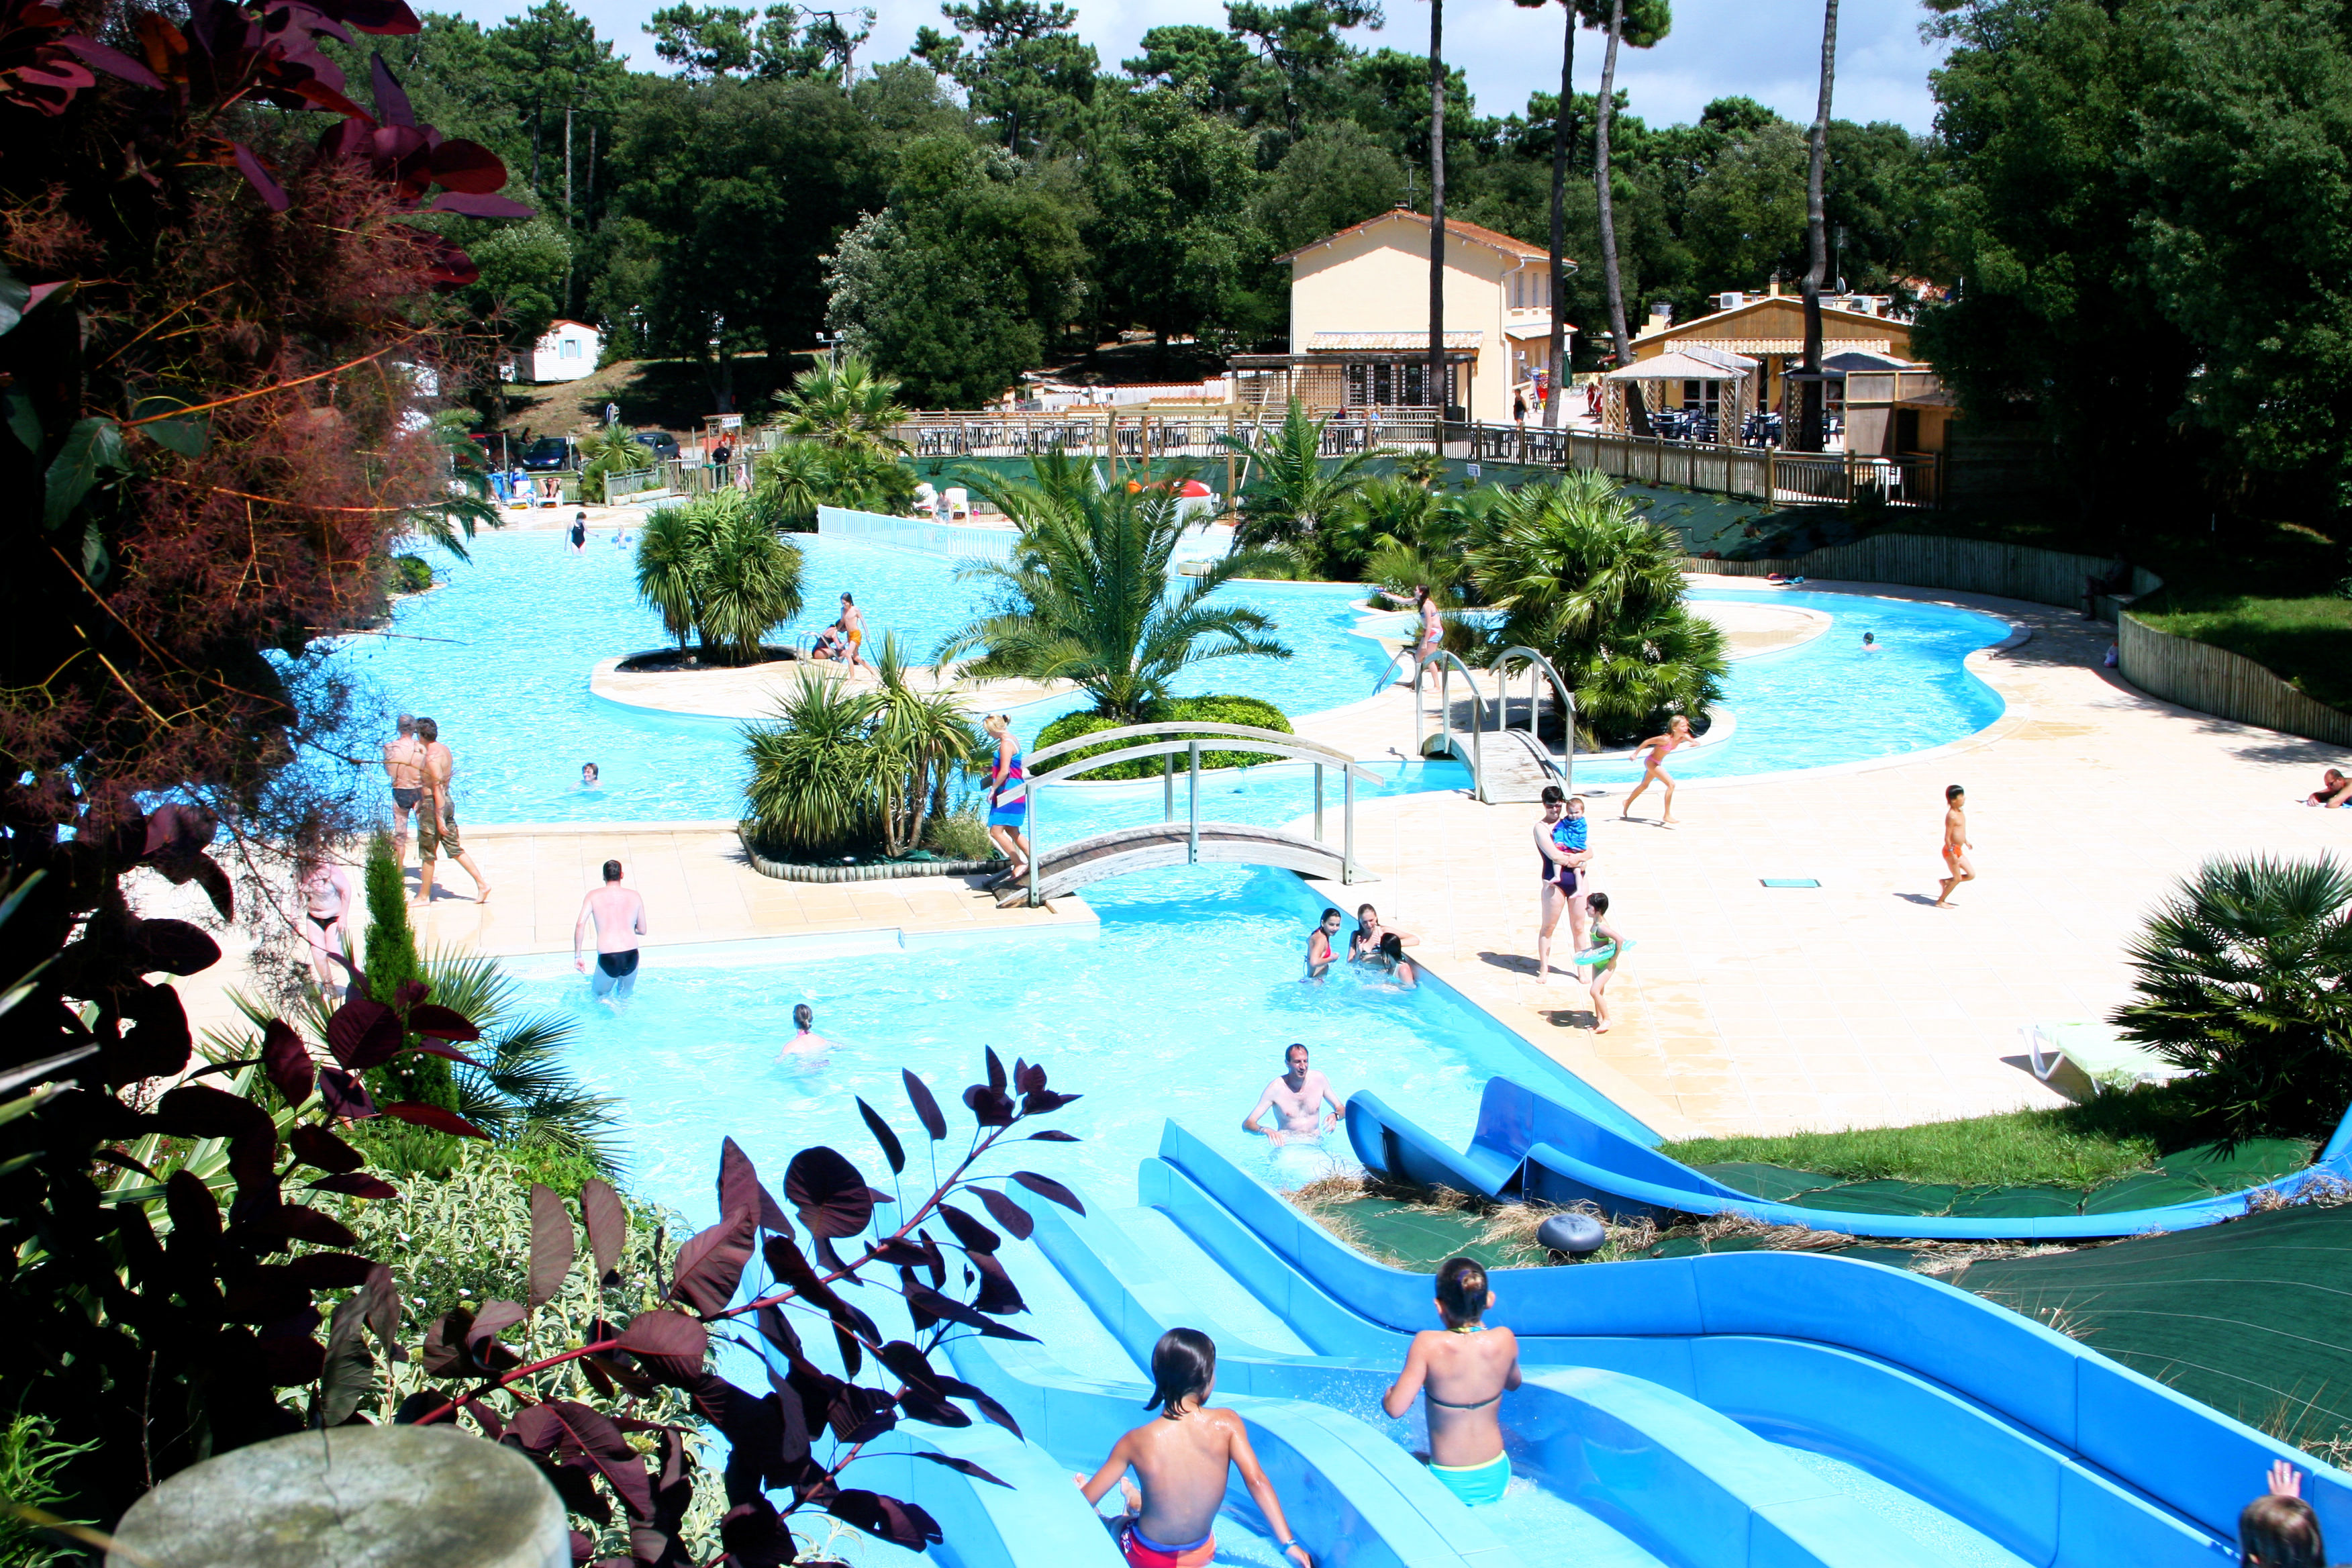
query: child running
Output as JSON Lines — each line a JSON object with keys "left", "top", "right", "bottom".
{"left": 1077, "top": 1328, "right": 1314, "bottom": 1568}
{"left": 1934, "top": 783, "right": 1974, "bottom": 907}
{"left": 1620, "top": 714, "right": 1695, "bottom": 824}
{"left": 1582, "top": 891, "right": 1626, "bottom": 1034}
{"left": 1381, "top": 1257, "right": 1522, "bottom": 1506}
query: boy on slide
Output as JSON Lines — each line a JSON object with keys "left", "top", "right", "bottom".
{"left": 1077, "top": 1328, "right": 1314, "bottom": 1567}
{"left": 1382, "top": 1257, "right": 1523, "bottom": 1505}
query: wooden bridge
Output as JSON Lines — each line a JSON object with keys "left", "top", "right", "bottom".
{"left": 994, "top": 722, "right": 1383, "bottom": 908}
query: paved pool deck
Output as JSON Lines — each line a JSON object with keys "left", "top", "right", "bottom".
{"left": 165, "top": 577, "right": 2350, "bottom": 1142}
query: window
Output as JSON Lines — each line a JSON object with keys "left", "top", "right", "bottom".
{"left": 1404, "top": 362, "right": 1426, "bottom": 406}
{"left": 1346, "top": 364, "right": 1369, "bottom": 405}
{"left": 1373, "top": 362, "right": 1393, "bottom": 405}
{"left": 559, "top": 338, "right": 581, "bottom": 360}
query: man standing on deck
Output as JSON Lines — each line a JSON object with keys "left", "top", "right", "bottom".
{"left": 415, "top": 716, "right": 492, "bottom": 903}
{"left": 575, "top": 859, "right": 646, "bottom": 999}
{"left": 1243, "top": 1044, "right": 1342, "bottom": 1148}
{"left": 382, "top": 714, "right": 426, "bottom": 871}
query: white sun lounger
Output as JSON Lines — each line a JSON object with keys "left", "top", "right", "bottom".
{"left": 2022, "top": 1022, "right": 2189, "bottom": 1094}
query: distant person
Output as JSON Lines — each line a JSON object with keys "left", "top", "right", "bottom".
{"left": 611, "top": 520, "right": 631, "bottom": 549}
{"left": 580, "top": 763, "right": 600, "bottom": 789}
{"left": 1512, "top": 391, "right": 1527, "bottom": 426}
{"left": 1076, "top": 1328, "right": 1313, "bottom": 1568}
{"left": 1242, "top": 1044, "right": 1341, "bottom": 1148}
{"left": 981, "top": 714, "right": 1030, "bottom": 883}
{"left": 415, "top": 716, "right": 491, "bottom": 904}
{"left": 1861, "top": 631, "right": 1880, "bottom": 651}
{"left": 1620, "top": 714, "right": 1696, "bottom": 825}
{"left": 1581, "top": 891, "right": 1627, "bottom": 1033}
{"left": 1381, "top": 1257, "right": 1522, "bottom": 1508}
{"left": 1304, "top": 908, "right": 1344, "bottom": 981}
{"left": 779, "top": 1001, "right": 836, "bottom": 1060}
{"left": 1377, "top": 932, "right": 1419, "bottom": 989}
{"left": 1933, "top": 783, "right": 1975, "bottom": 908}
{"left": 2241, "top": 1461, "right": 2326, "bottom": 1568}
{"left": 1377, "top": 585, "right": 1444, "bottom": 687}
{"left": 2308, "top": 768, "right": 2352, "bottom": 807}
{"left": 1533, "top": 787, "right": 1591, "bottom": 983}
{"left": 296, "top": 850, "right": 356, "bottom": 991}
{"left": 839, "top": 591, "right": 867, "bottom": 670}
{"left": 604, "top": 401, "right": 620, "bottom": 427}
{"left": 1349, "top": 903, "right": 1418, "bottom": 963}
{"left": 809, "top": 622, "right": 847, "bottom": 661}
{"left": 382, "top": 713, "right": 425, "bottom": 868}
{"left": 567, "top": 511, "right": 588, "bottom": 553}
{"left": 574, "top": 859, "right": 646, "bottom": 999}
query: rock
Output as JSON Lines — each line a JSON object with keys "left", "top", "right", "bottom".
{"left": 1536, "top": 1212, "right": 1608, "bottom": 1257}
{"left": 109, "top": 1424, "right": 567, "bottom": 1568}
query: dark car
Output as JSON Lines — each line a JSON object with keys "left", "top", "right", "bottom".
{"left": 632, "top": 430, "right": 681, "bottom": 460}
{"left": 519, "top": 436, "right": 575, "bottom": 471}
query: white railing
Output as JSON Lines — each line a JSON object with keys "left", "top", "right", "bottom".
{"left": 816, "top": 505, "right": 1018, "bottom": 561}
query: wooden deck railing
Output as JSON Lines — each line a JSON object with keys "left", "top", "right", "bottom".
{"left": 882, "top": 409, "right": 1440, "bottom": 460}
{"left": 1467, "top": 424, "right": 1941, "bottom": 510}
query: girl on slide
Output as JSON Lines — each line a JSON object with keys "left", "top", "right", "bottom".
{"left": 1077, "top": 1329, "right": 1313, "bottom": 1568}
{"left": 1621, "top": 714, "right": 1696, "bottom": 824}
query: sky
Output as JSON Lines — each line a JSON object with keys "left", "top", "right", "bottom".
{"left": 452, "top": 0, "right": 1951, "bottom": 135}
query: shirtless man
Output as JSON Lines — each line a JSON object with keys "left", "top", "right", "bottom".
{"left": 839, "top": 592, "right": 867, "bottom": 671}
{"left": 1242, "top": 1044, "right": 1342, "bottom": 1148}
{"left": 1303, "top": 908, "right": 1344, "bottom": 981}
{"left": 415, "top": 716, "right": 491, "bottom": 903}
{"left": 1381, "top": 1257, "right": 1522, "bottom": 1508}
{"left": 382, "top": 714, "right": 426, "bottom": 868}
{"left": 2308, "top": 767, "right": 2352, "bottom": 807}
{"left": 1933, "top": 783, "right": 1974, "bottom": 907}
{"left": 575, "top": 859, "right": 646, "bottom": 999}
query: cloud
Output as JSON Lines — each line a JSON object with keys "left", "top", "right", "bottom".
{"left": 445, "top": 0, "right": 1949, "bottom": 134}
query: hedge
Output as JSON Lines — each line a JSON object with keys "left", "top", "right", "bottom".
{"left": 1034, "top": 695, "right": 1292, "bottom": 781}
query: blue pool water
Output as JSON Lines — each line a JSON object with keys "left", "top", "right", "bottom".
{"left": 331, "top": 532, "right": 2011, "bottom": 824}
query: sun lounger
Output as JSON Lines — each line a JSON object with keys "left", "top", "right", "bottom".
{"left": 2022, "top": 1022, "right": 2188, "bottom": 1093}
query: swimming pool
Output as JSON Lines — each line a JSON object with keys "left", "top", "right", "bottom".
{"left": 334, "top": 532, "right": 2013, "bottom": 824}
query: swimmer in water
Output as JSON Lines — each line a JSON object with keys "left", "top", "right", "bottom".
{"left": 1304, "top": 908, "right": 1344, "bottom": 981}
{"left": 1620, "top": 714, "right": 1696, "bottom": 825}
{"left": 1381, "top": 1257, "right": 1521, "bottom": 1508}
{"left": 779, "top": 1001, "right": 836, "bottom": 1060}
{"left": 1377, "top": 932, "right": 1419, "bottom": 989}
{"left": 1862, "top": 632, "right": 1880, "bottom": 650}
{"left": 580, "top": 762, "right": 599, "bottom": 789}
{"left": 1242, "top": 1044, "right": 1341, "bottom": 1148}
{"left": 1076, "top": 1329, "right": 1314, "bottom": 1568}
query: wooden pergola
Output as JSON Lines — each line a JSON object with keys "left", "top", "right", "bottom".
{"left": 1600, "top": 345, "right": 1759, "bottom": 441}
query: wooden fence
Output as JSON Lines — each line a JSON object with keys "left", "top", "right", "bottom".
{"left": 885, "top": 409, "right": 1440, "bottom": 460}
{"left": 2119, "top": 612, "right": 2352, "bottom": 748}
{"left": 1469, "top": 424, "right": 1943, "bottom": 511}
{"left": 1681, "top": 534, "right": 2151, "bottom": 612}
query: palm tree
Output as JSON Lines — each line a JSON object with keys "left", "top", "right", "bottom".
{"left": 936, "top": 462, "right": 1291, "bottom": 722}
{"left": 1219, "top": 399, "right": 1385, "bottom": 554}
{"left": 634, "top": 492, "right": 803, "bottom": 663}
{"left": 754, "top": 440, "right": 828, "bottom": 529}
{"left": 1325, "top": 475, "right": 1466, "bottom": 579}
{"left": 870, "top": 632, "right": 981, "bottom": 856}
{"left": 578, "top": 424, "right": 649, "bottom": 503}
{"left": 771, "top": 353, "right": 909, "bottom": 452}
{"left": 2113, "top": 855, "right": 2352, "bottom": 1147}
{"left": 1424, "top": 0, "right": 1448, "bottom": 417}
{"left": 1796, "top": 0, "right": 1841, "bottom": 453}
{"left": 742, "top": 671, "right": 884, "bottom": 856}
{"left": 634, "top": 503, "right": 708, "bottom": 652}
{"left": 1468, "top": 469, "right": 1724, "bottom": 745}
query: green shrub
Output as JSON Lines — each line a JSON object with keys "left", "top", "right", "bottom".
{"left": 391, "top": 553, "right": 434, "bottom": 593}
{"left": 923, "top": 793, "right": 999, "bottom": 861}
{"left": 1034, "top": 694, "right": 1291, "bottom": 781}
{"left": 0, "top": 1414, "right": 97, "bottom": 1567}
{"left": 356, "top": 834, "right": 464, "bottom": 1173}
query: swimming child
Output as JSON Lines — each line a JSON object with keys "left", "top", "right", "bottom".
{"left": 1862, "top": 632, "right": 1879, "bottom": 651}
{"left": 1304, "top": 908, "right": 1344, "bottom": 981}
{"left": 1581, "top": 891, "right": 1626, "bottom": 1034}
{"left": 580, "top": 762, "right": 599, "bottom": 789}
{"left": 1077, "top": 1328, "right": 1314, "bottom": 1568}
{"left": 779, "top": 1001, "right": 836, "bottom": 1061}
{"left": 1379, "top": 932, "right": 1419, "bottom": 989}
{"left": 1381, "top": 1257, "right": 1522, "bottom": 1507}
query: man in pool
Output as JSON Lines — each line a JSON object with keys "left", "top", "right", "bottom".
{"left": 1242, "top": 1044, "right": 1342, "bottom": 1148}
{"left": 1303, "top": 908, "right": 1344, "bottom": 981}
{"left": 1934, "top": 783, "right": 1974, "bottom": 907}
{"left": 1381, "top": 1256, "right": 1522, "bottom": 1507}
{"left": 575, "top": 859, "right": 646, "bottom": 999}
{"left": 382, "top": 714, "right": 425, "bottom": 870}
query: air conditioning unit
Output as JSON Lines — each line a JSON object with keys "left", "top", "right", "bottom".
{"left": 1716, "top": 292, "right": 1744, "bottom": 311}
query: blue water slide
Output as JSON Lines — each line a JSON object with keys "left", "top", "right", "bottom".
{"left": 1348, "top": 1075, "right": 2352, "bottom": 1240}
{"left": 1151, "top": 1118, "right": 2352, "bottom": 1568}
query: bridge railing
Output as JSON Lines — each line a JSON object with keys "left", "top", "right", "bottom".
{"left": 1009, "top": 721, "right": 1381, "bottom": 905}
{"left": 1491, "top": 645, "right": 1576, "bottom": 792}
{"left": 1375, "top": 646, "right": 1575, "bottom": 801}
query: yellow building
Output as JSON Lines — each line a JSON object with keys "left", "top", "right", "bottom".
{"left": 1232, "top": 208, "right": 1572, "bottom": 423}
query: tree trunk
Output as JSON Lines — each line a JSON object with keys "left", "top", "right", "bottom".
{"left": 1543, "top": 2, "right": 1576, "bottom": 428}
{"left": 1798, "top": 0, "right": 1839, "bottom": 454}
{"left": 1426, "top": 0, "right": 1447, "bottom": 423}
{"left": 1594, "top": 0, "right": 1632, "bottom": 369}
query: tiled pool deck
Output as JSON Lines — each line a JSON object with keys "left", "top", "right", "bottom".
{"left": 170, "top": 577, "right": 2350, "bottom": 1141}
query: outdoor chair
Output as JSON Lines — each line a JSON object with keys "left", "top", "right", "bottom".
{"left": 2021, "top": 1022, "right": 2188, "bottom": 1095}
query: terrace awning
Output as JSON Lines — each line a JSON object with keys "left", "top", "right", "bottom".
{"left": 1606, "top": 350, "right": 1753, "bottom": 381}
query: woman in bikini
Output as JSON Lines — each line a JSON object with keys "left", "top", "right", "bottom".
{"left": 1532, "top": 785, "right": 1590, "bottom": 983}
{"left": 297, "top": 850, "right": 356, "bottom": 992}
{"left": 982, "top": 714, "right": 1030, "bottom": 883}
{"left": 1377, "top": 585, "right": 1444, "bottom": 687}
{"left": 1382, "top": 1257, "right": 1522, "bottom": 1507}
{"left": 1349, "top": 903, "right": 1418, "bottom": 964}
{"left": 1078, "top": 1329, "right": 1313, "bottom": 1568}
{"left": 1620, "top": 714, "right": 1696, "bottom": 824}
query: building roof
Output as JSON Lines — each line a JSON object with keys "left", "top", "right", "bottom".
{"left": 1606, "top": 349, "right": 1754, "bottom": 382}
{"left": 545, "top": 318, "right": 599, "bottom": 334}
{"left": 1306, "top": 330, "right": 1483, "bottom": 352}
{"left": 1634, "top": 294, "right": 1908, "bottom": 354}
{"left": 1275, "top": 209, "right": 1561, "bottom": 266}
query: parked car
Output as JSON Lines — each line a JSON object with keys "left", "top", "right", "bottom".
{"left": 520, "top": 436, "right": 575, "bottom": 471}
{"left": 632, "top": 430, "right": 681, "bottom": 460}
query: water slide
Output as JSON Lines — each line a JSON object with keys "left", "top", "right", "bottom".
{"left": 1349, "top": 1075, "right": 2352, "bottom": 1240}
{"left": 943, "top": 1119, "right": 2351, "bottom": 1568}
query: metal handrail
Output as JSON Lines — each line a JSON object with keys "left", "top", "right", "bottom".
{"left": 1025, "top": 720, "right": 1363, "bottom": 773}
{"left": 1414, "top": 649, "right": 1493, "bottom": 800}
{"left": 1020, "top": 736, "right": 1383, "bottom": 790}
{"left": 1491, "top": 644, "right": 1577, "bottom": 791}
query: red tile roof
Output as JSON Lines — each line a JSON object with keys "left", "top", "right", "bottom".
{"left": 1275, "top": 209, "right": 1561, "bottom": 264}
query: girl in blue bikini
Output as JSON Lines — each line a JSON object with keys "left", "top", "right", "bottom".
{"left": 1382, "top": 1257, "right": 1522, "bottom": 1506}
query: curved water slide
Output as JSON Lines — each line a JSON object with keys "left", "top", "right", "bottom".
{"left": 1349, "top": 1076, "right": 2352, "bottom": 1240}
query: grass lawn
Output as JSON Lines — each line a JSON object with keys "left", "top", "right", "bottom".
{"left": 1659, "top": 1083, "right": 2208, "bottom": 1189}
{"left": 2132, "top": 593, "right": 2352, "bottom": 713}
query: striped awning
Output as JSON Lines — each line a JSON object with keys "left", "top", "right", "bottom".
{"left": 1304, "top": 331, "right": 1483, "bottom": 352}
